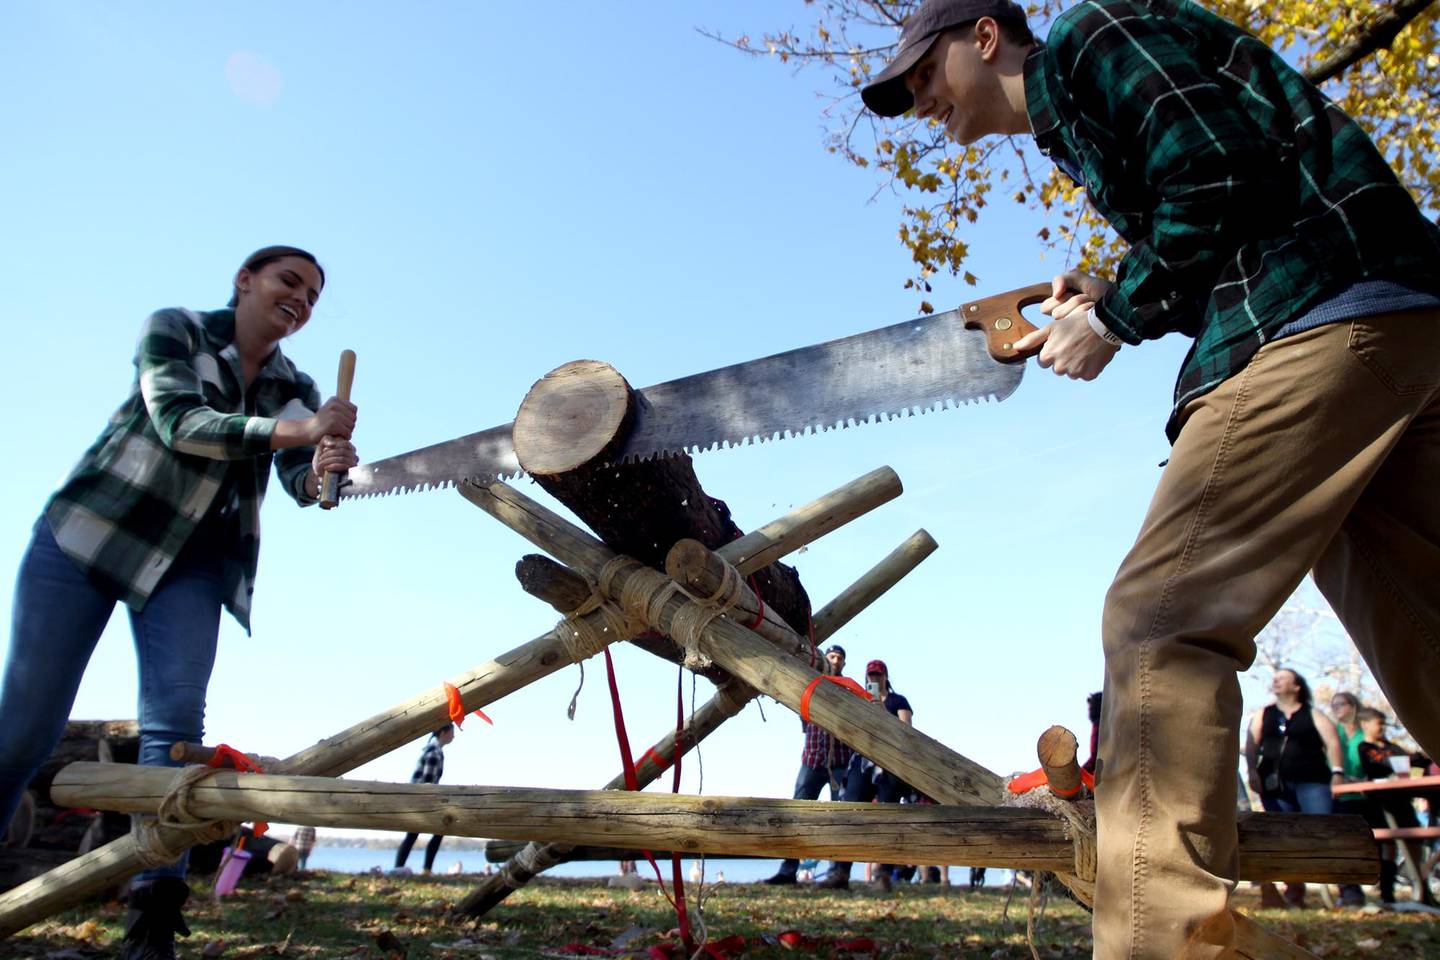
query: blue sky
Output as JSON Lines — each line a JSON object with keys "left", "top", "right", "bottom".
{"left": 0, "top": 2, "right": 1320, "bottom": 827}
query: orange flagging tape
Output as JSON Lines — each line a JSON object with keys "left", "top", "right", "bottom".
{"left": 1007, "top": 766, "right": 1096, "bottom": 797}
{"left": 798, "top": 675, "right": 872, "bottom": 723}
{"left": 205, "top": 744, "right": 268, "bottom": 835}
{"left": 443, "top": 681, "right": 493, "bottom": 728}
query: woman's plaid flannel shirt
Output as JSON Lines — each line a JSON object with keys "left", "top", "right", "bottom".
{"left": 44, "top": 308, "right": 321, "bottom": 632}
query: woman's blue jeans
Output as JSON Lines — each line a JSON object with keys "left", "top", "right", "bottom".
{"left": 1259, "top": 779, "right": 1335, "bottom": 815}
{"left": 0, "top": 518, "right": 222, "bottom": 882}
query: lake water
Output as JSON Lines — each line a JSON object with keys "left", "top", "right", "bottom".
{"left": 302, "top": 844, "right": 1015, "bottom": 887}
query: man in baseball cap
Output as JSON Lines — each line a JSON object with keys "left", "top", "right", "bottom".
{"left": 857, "top": 1, "right": 1440, "bottom": 957}
{"left": 860, "top": 0, "right": 1032, "bottom": 120}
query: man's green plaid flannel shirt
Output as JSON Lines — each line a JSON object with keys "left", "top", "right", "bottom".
{"left": 1024, "top": 0, "right": 1440, "bottom": 439}
{"left": 45, "top": 308, "right": 320, "bottom": 631}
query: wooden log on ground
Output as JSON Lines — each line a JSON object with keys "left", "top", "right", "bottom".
{"left": 0, "top": 468, "right": 899, "bottom": 938}
{"left": 51, "top": 762, "right": 1378, "bottom": 883}
{"left": 455, "top": 528, "right": 937, "bottom": 917}
{"left": 513, "top": 359, "right": 810, "bottom": 635}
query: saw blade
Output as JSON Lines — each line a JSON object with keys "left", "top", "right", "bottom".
{"left": 617, "top": 307, "right": 1020, "bottom": 463}
{"left": 342, "top": 306, "right": 1022, "bottom": 499}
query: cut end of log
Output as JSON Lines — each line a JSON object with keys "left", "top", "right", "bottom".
{"left": 1036, "top": 725, "right": 1082, "bottom": 798}
{"left": 513, "top": 360, "right": 635, "bottom": 477}
{"left": 515, "top": 555, "right": 593, "bottom": 614}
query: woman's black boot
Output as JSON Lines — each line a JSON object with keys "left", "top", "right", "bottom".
{"left": 119, "top": 878, "right": 192, "bottom": 960}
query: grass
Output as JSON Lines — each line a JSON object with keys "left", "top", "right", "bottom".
{"left": 11, "top": 871, "right": 1439, "bottom": 959}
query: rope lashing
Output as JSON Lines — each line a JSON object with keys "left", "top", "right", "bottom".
{"left": 1002, "top": 773, "right": 1097, "bottom": 906}
{"left": 553, "top": 557, "right": 652, "bottom": 663}
{"left": 553, "top": 552, "right": 755, "bottom": 672}
{"left": 131, "top": 765, "right": 239, "bottom": 868}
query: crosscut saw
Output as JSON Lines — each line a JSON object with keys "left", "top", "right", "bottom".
{"left": 341, "top": 283, "right": 1048, "bottom": 500}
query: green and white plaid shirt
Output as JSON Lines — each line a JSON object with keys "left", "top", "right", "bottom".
{"left": 1025, "top": 0, "right": 1440, "bottom": 439}
{"left": 45, "top": 307, "right": 320, "bottom": 631}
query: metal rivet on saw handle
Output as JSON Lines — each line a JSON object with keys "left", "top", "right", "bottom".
{"left": 994, "top": 317, "right": 1013, "bottom": 331}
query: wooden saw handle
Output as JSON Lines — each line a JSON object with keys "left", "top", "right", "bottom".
{"left": 319, "top": 349, "right": 356, "bottom": 510}
{"left": 960, "top": 282, "right": 1052, "bottom": 363}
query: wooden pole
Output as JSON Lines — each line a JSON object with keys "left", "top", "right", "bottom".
{"left": 51, "top": 762, "right": 1378, "bottom": 883}
{"left": 453, "top": 528, "right": 940, "bottom": 917}
{"left": 811, "top": 530, "right": 936, "bottom": 639}
{"left": 0, "top": 467, "right": 900, "bottom": 937}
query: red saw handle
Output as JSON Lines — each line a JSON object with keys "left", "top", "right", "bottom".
{"left": 960, "top": 282, "right": 1052, "bottom": 363}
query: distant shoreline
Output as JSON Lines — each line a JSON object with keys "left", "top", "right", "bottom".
{"left": 283, "top": 833, "right": 492, "bottom": 852}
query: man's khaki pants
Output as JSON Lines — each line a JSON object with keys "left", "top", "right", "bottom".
{"left": 1092, "top": 311, "right": 1440, "bottom": 959}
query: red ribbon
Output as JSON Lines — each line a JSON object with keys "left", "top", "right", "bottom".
{"left": 602, "top": 651, "right": 695, "bottom": 955}
{"left": 205, "top": 744, "right": 268, "bottom": 836}
{"left": 744, "top": 574, "right": 766, "bottom": 629}
{"left": 799, "top": 676, "right": 872, "bottom": 723}
{"left": 443, "top": 681, "right": 493, "bottom": 729}
{"left": 637, "top": 746, "right": 673, "bottom": 773}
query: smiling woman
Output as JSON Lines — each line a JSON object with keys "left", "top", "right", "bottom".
{"left": 0, "top": 245, "right": 358, "bottom": 960}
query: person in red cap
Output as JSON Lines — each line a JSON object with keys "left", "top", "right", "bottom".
{"left": 859, "top": 0, "right": 1440, "bottom": 956}
{"left": 815, "top": 659, "right": 913, "bottom": 890}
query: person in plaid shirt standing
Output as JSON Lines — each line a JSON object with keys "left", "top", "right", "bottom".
{"left": 0, "top": 246, "right": 358, "bottom": 960}
{"left": 763, "top": 644, "right": 854, "bottom": 886}
{"left": 394, "top": 724, "right": 455, "bottom": 874}
{"left": 860, "top": 0, "right": 1440, "bottom": 955}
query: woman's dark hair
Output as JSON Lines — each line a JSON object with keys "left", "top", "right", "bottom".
{"left": 1279, "top": 668, "right": 1313, "bottom": 706}
{"left": 434, "top": 723, "right": 455, "bottom": 737}
{"left": 1331, "top": 691, "right": 1360, "bottom": 712}
{"left": 1087, "top": 691, "right": 1103, "bottom": 724}
{"left": 229, "top": 245, "right": 326, "bottom": 307}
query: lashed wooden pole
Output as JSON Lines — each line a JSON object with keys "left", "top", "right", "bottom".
{"left": 0, "top": 468, "right": 900, "bottom": 938}
{"left": 460, "top": 480, "right": 1006, "bottom": 805}
{"left": 454, "top": 529, "right": 940, "bottom": 917}
{"left": 50, "top": 763, "right": 1378, "bottom": 884}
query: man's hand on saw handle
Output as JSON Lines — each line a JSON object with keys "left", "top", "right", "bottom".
{"left": 1013, "top": 269, "right": 1119, "bottom": 381}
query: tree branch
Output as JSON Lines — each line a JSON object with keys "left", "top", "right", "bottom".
{"left": 1302, "top": 0, "right": 1437, "bottom": 85}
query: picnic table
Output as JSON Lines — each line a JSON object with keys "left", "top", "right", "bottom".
{"left": 1333, "top": 774, "right": 1440, "bottom": 904}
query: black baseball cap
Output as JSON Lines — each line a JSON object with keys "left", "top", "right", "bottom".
{"left": 826, "top": 644, "right": 846, "bottom": 658}
{"left": 861, "top": 0, "right": 1028, "bottom": 117}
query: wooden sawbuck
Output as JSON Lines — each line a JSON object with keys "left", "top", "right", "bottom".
{"left": 6, "top": 361, "right": 1378, "bottom": 958}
